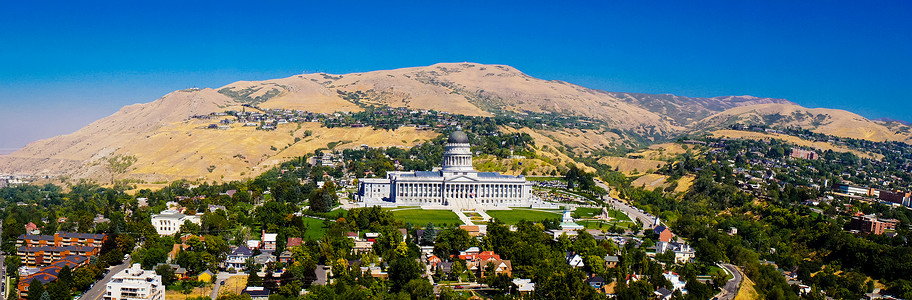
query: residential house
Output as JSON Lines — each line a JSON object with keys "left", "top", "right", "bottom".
{"left": 286, "top": 237, "right": 303, "bottom": 248}
{"left": 435, "top": 262, "right": 453, "bottom": 277}
{"left": 262, "top": 232, "right": 277, "bottom": 252}
{"left": 279, "top": 250, "right": 293, "bottom": 263}
{"left": 654, "top": 226, "right": 674, "bottom": 243}
{"left": 197, "top": 270, "right": 214, "bottom": 283}
{"left": 246, "top": 240, "right": 262, "bottom": 250}
{"left": 253, "top": 252, "right": 276, "bottom": 269}
{"left": 455, "top": 250, "right": 512, "bottom": 277}
{"left": 604, "top": 255, "right": 619, "bottom": 269}
{"left": 242, "top": 287, "right": 270, "bottom": 300}
{"left": 656, "top": 241, "right": 696, "bottom": 264}
{"left": 655, "top": 287, "right": 674, "bottom": 300}
{"left": 663, "top": 271, "right": 688, "bottom": 294}
{"left": 24, "top": 223, "right": 39, "bottom": 234}
{"left": 226, "top": 246, "right": 253, "bottom": 270}
{"left": 426, "top": 255, "right": 442, "bottom": 270}
{"left": 566, "top": 252, "right": 585, "bottom": 268}
{"left": 512, "top": 278, "right": 536, "bottom": 295}
{"left": 586, "top": 275, "right": 607, "bottom": 289}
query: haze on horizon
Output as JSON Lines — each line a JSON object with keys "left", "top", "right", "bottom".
{"left": 1, "top": 0, "right": 909, "bottom": 150}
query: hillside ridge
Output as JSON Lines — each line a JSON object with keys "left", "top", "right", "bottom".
{"left": 1, "top": 62, "right": 906, "bottom": 182}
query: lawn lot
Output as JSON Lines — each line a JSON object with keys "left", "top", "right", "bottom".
{"left": 391, "top": 208, "right": 464, "bottom": 226}
{"left": 487, "top": 208, "right": 562, "bottom": 224}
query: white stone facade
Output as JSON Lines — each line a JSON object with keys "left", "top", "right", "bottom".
{"left": 151, "top": 210, "right": 201, "bottom": 236}
{"left": 104, "top": 264, "right": 164, "bottom": 300}
{"left": 357, "top": 131, "right": 532, "bottom": 209}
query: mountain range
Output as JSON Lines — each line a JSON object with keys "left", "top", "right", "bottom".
{"left": 2, "top": 63, "right": 909, "bottom": 183}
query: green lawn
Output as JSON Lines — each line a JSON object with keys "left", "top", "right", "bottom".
{"left": 574, "top": 207, "right": 630, "bottom": 221}
{"left": 302, "top": 217, "right": 328, "bottom": 240}
{"left": 487, "top": 209, "right": 561, "bottom": 224}
{"left": 392, "top": 209, "right": 464, "bottom": 226}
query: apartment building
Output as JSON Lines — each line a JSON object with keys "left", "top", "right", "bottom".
{"left": 103, "top": 264, "right": 164, "bottom": 300}
{"left": 17, "top": 232, "right": 107, "bottom": 248}
{"left": 17, "top": 246, "right": 98, "bottom": 267}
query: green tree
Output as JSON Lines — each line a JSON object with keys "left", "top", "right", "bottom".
{"left": 46, "top": 281, "right": 70, "bottom": 300}
{"left": 403, "top": 279, "right": 434, "bottom": 300}
{"left": 247, "top": 270, "right": 263, "bottom": 287}
{"left": 389, "top": 257, "right": 422, "bottom": 292}
{"left": 155, "top": 264, "right": 177, "bottom": 286}
{"left": 433, "top": 228, "right": 472, "bottom": 257}
{"left": 27, "top": 281, "right": 45, "bottom": 300}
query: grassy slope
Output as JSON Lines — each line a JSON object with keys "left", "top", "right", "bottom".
{"left": 734, "top": 275, "right": 761, "bottom": 300}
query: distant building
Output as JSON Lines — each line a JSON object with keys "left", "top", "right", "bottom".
{"left": 877, "top": 190, "right": 911, "bottom": 205}
{"left": 790, "top": 148, "right": 818, "bottom": 160}
{"left": 151, "top": 210, "right": 202, "bottom": 236}
{"left": 834, "top": 184, "right": 872, "bottom": 197}
{"left": 103, "top": 264, "right": 164, "bottom": 300}
{"left": 849, "top": 214, "right": 898, "bottom": 235}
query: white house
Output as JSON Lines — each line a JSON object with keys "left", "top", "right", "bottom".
{"left": 151, "top": 210, "right": 201, "bottom": 236}
{"left": 103, "top": 264, "right": 164, "bottom": 300}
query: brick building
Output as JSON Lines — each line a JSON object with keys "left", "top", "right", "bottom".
{"left": 849, "top": 214, "right": 899, "bottom": 235}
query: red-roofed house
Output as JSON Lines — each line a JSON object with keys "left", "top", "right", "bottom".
{"left": 287, "top": 237, "right": 303, "bottom": 248}
{"left": 24, "top": 223, "right": 39, "bottom": 234}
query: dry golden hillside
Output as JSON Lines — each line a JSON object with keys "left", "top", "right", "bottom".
{"left": 695, "top": 104, "right": 912, "bottom": 143}
{"left": 0, "top": 62, "right": 903, "bottom": 183}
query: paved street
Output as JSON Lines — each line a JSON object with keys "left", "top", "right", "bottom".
{"left": 594, "top": 179, "right": 655, "bottom": 228}
{"left": 79, "top": 260, "right": 131, "bottom": 300}
{"left": 717, "top": 263, "right": 744, "bottom": 300}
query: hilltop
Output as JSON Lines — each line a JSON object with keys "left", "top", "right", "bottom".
{"left": 1, "top": 62, "right": 907, "bottom": 183}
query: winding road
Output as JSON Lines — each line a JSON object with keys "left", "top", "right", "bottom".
{"left": 717, "top": 263, "right": 744, "bottom": 300}
{"left": 594, "top": 179, "right": 655, "bottom": 228}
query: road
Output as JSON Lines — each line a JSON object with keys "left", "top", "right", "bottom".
{"left": 594, "top": 179, "right": 655, "bottom": 228}
{"left": 79, "top": 260, "right": 131, "bottom": 300}
{"left": 717, "top": 263, "right": 744, "bottom": 300}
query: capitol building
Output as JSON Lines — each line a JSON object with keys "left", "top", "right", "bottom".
{"left": 357, "top": 130, "right": 532, "bottom": 209}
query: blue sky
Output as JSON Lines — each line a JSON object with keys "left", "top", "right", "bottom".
{"left": 1, "top": 1, "right": 910, "bottom": 149}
